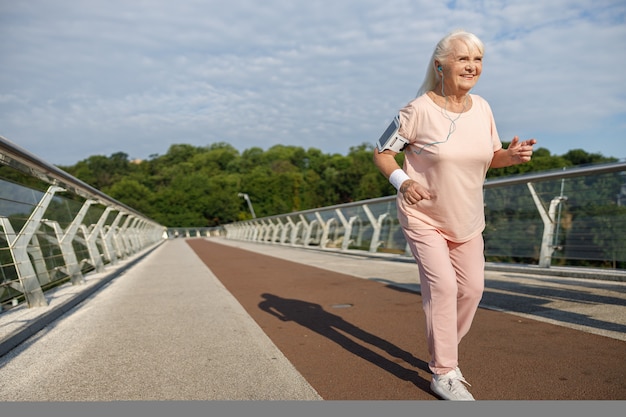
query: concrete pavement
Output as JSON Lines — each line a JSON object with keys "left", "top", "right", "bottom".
{"left": 0, "top": 238, "right": 320, "bottom": 401}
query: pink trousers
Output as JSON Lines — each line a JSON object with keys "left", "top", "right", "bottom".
{"left": 402, "top": 228, "right": 485, "bottom": 375}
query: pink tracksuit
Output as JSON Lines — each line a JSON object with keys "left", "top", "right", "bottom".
{"left": 396, "top": 93, "right": 502, "bottom": 374}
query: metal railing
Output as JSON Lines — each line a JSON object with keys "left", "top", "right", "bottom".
{"left": 222, "top": 161, "right": 626, "bottom": 271}
{"left": 0, "top": 136, "right": 166, "bottom": 309}
{"left": 3, "top": 129, "right": 624, "bottom": 313}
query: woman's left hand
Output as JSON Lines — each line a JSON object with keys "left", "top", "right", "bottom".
{"left": 507, "top": 136, "right": 537, "bottom": 164}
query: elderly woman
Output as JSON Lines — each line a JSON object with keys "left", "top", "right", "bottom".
{"left": 373, "top": 29, "right": 536, "bottom": 400}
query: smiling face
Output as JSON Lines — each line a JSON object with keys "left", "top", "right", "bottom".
{"left": 436, "top": 39, "right": 483, "bottom": 96}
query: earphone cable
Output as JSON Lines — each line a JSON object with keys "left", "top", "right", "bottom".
{"left": 412, "top": 74, "right": 468, "bottom": 155}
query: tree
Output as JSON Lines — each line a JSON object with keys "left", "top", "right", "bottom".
{"left": 106, "top": 178, "right": 154, "bottom": 216}
{"left": 51, "top": 142, "right": 621, "bottom": 234}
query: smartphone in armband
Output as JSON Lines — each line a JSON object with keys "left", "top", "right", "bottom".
{"left": 376, "top": 115, "right": 409, "bottom": 153}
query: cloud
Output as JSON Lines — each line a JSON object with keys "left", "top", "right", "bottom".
{"left": 0, "top": 0, "right": 625, "bottom": 165}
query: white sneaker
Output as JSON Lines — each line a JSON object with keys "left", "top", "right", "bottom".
{"left": 430, "top": 368, "right": 475, "bottom": 401}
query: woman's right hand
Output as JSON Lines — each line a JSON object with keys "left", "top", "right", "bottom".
{"left": 399, "top": 180, "right": 432, "bottom": 204}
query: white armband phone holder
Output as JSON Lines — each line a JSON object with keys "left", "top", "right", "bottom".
{"left": 376, "top": 114, "right": 409, "bottom": 153}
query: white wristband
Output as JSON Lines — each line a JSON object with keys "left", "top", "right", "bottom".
{"left": 389, "top": 169, "right": 410, "bottom": 191}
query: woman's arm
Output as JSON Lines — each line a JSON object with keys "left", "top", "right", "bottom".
{"left": 490, "top": 136, "right": 537, "bottom": 168}
{"left": 373, "top": 149, "right": 432, "bottom": 203}
{"left": 373, "top": 148, "right": 403, "bottom": 179}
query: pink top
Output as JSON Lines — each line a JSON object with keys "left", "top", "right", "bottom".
{"left": 396, "top": 93, "right": 502, "bottom": 242}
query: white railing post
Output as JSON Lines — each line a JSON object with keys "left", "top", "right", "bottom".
{"left": 527, "top": 182, "right": 568, "bottom": 268}
{"left": 0, "top": 185, "right": 65, "bottom": 307}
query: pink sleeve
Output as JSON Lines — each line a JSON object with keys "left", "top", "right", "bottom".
{"left": 484, "top": 99, "right": 503, "bottom": 152}
{"left": 398, "top": 104, "right": 418, "bottom": 141}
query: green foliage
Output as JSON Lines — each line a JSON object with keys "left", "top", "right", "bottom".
{"left": 55, "top": 142, "right": 620, "bottom": 229}
{"left": 106, "top": 178, "right": 153, "bottom": 214}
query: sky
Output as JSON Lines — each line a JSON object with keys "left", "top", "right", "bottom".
{"left": 1, "top": 0, "right": 625, "bottom": 166}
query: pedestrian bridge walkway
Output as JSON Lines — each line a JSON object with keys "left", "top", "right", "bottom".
{"left": 0, "top": 237, "right": 624, "bottom": 403}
